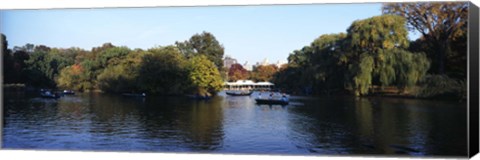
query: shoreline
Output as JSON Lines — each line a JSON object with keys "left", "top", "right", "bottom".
{"left": 3, "top": 84, "right": 464, "bottom": 102}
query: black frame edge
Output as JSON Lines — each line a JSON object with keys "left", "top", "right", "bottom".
{"left": 469, "top": 1, "right": 480, "bottom": 158}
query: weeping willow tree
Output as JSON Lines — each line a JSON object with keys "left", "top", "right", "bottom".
{"left": 345, "top": 15, "right": 430, "bottom": 96}
{"left": 276, "top": 14, "right": 431, "bottom": 96}
{"left": 375, "top": 49, "right": 430, "bottom": 92}
{"left": 346, "top": 15, "right": 409, "bottom": 53}
{"left": 350, "top": 54, "right": 375, "bottom": 96}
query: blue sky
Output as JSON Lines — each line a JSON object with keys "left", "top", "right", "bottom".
{"left": 1, "top": 3, "right": 413, "bottom": 64}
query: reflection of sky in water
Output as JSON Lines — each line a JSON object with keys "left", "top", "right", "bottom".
{"left": 2, "top": 92, "right": 467, "bottom": 156}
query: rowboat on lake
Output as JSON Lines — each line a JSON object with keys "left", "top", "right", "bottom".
{"left": 40, "top": 90, "right": 62, "bottom": 99}
{"left": 255, "top": 92, "right": 289, "bottom": 105}
{"left": 225, "top": 90, "right": 253, "bottom": 96}
{"left": 255, "top": 98, "right": 289, "bottom": 105}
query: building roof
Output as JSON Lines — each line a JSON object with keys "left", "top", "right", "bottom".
{"left": 255, "top": 81, "right": 274, "bottom": 86}
{"left": 224, "top": 80, "right": 274, "bottom": 86}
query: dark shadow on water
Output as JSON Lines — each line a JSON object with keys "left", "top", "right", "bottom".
{"left": 286, "top": 96, "right": 467, "bottom": 156}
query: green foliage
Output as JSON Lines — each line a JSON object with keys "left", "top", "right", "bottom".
{"left": 383, "top": 2, "right": 468, "bottom": 75}
{"left": 351, "top": 54, "right": 374, "bottom": 96}
{"left": 57, "top": 64, "right": 89, "bottom": 91}
{"left": 177, "top": 31, "right": 225, "bottom": 69}
{"left": 95, "top": 46, "right": 131, "bottom": 68}
{"left": 375, "top": 50, "right": 396, "bottom": 87}
{"left": 2, "top": 34, "right": 15, "bottom": 84}
{"left": 4, "top": 31, "right": 229, "bottom": 97}
{"left": 273, "top": 65, "right": 303, "bottom": 92}
{"left": 415, "top": 74, "right": 466, "bottom": 100}
{"left": 1, "top": 33, "right": 7, "bottom": 54}
{"left": 281, "top": 33, "right": 354, "bottom": 94}
{"left": 138, "top": 46, "right": 188, "bottom": 95}
{"left": 24, "top": 48, "right": 75, "bottom": 88}
{"left": 276, "top": 15, "right": 434, "bottom": 97}
{"left": 79, "top": 60, "right": 99, "bottom": 90}
{"left": 394, "top": 50, "right": 430, "bottom": 90}
{"left": 310, "top": 33, "right": 349, "bottom": 92}
{"left": 186, "top": 55, "right": 223, "bottom": 96}
{"left": 278, "top": 33, "right": 349, "bottom": 94}
{"left": 346, "top": 15, "right": 409, "bottom": 52}
{"left": 375, "top": 49, "right": 430, "bottom": 90}
{"left": 97, "top": 49, "right": 145, "bottom": 93}
{"left": 97, "top": 64, "right": 138, "bottom": 93}
{"left": 345, "top": 15, "right": 429, "bottom": 95}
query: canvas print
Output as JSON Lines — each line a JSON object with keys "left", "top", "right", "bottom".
{"left": 0, "top": 2, "right": 474, "bottom": 158}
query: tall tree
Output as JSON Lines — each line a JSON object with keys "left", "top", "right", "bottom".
{"left": 346, "top": 14, "right": 409, "bottom": 53}
{"left": 96, "top": 49, "right": 146, "bottom": 93}
{"left": 176, "top": 31, "right": 225, "bottom": 69}
{"left": 20, "top": 45, "right": 76, "bottom": 88}
{"left": 2, "top": 34, "right": 14, "bottom": 83}
{"left": 138, "top": 46, "right": 188, "bottom": 95}
{"left": 273, "top": 64, "right": 303, "bottom": 93}
{"left": 309, "top": 33, "right": 348, "bottom": 92}
{"left": 11, "top": 50, "right": 30, "bottom": 83}
{"left": 346, "top": 15, "right": 430, "bottom": 95}
{"left": 382, "top": 2, "right": 468, "bottom": 74}
{"left": 186, "top": 55, "right": 223, "bottom": 97}
{"left": 375, "top": 48, "right": 430, "bottom": 92}
{"left": 1, "top": 34, "right": 7, "bottom": 55}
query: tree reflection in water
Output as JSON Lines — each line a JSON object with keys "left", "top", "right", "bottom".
{"left": 3, "top": 92, "right": 467, "bottom": 156}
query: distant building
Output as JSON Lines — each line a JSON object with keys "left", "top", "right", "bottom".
{"left": 258, "top": 58, "right": 269, "bottom": 66}
{"left": 223, "top": 56, "right": 237, "bottom": 69}
{"left": 253, "top": 58, "right": 287, "bottom": 69}
{"left": 226, "top": 57, "right": 286, "bottom": 71}
{"left": 242, "top": 61, "right": 253, "bottom": 71}
{"left": 275, "top": 60, "right": 287, "bottom": 68}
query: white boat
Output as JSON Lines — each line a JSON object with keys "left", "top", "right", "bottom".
{"left": 40, "top": 90, "right": 61, "bottom": 99}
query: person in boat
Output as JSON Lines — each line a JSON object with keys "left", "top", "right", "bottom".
{"left": 269, "top": 92, "right": 274, "bottom": 100}
{"left": 281, "top": 93, "right": 288, "bottom": 102}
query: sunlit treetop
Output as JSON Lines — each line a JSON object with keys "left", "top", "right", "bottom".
{"left": 346, "top": 15, "right": 409, "bottom": 52}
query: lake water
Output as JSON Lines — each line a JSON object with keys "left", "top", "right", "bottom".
{"left": 2, "top": 91, "right": 467, "bottom": 157}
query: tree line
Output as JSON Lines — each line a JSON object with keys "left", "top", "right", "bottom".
{"left": 2, "top": 31, "right": 225, "bottom": 97}
{"left": 2, "top": 2, "right": 468, "bottom": 99}
{"left": 273, "top": 2, "right": 467, "bottom": 99}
